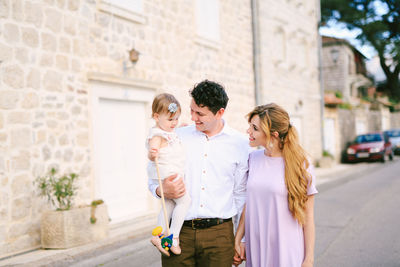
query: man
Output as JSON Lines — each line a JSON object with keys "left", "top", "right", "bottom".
{"left": 148, "top": 80, "right": 249, "bottom": 267}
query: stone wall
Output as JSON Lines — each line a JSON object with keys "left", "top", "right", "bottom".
{"left": 0, "top": 0, "right": 256, "bottom": 257}
{"left": 390, "top": 112, "right": 400, "bottom": 129}
{"left": 338, "top": 109, "right": 356, "bottom": 151}
{"left": 258, "top": 0, "right": 322, "bottom": 161}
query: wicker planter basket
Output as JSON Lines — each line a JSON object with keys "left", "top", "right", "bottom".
{"left": 41, "top": 204, "right": 109, "bottom": 249}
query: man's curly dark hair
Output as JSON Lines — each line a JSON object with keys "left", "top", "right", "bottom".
{"left": 190, "top": 80, "right": 229, "bottom": 114}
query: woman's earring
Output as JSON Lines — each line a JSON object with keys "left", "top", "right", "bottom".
{"left": 269, "top": 142, "right": 273, "bottom": 149}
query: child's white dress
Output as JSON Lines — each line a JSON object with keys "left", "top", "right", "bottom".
{"left": 146, "top": 127, "right": 191, "bottom": 237}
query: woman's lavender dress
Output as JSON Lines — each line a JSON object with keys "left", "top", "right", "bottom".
{"left": 245, "top": 150, "right": 318, "bottom": 267}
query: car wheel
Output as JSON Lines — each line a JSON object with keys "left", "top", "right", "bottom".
{"left": 381, "top": 154, "right": 386, "bottom": 163}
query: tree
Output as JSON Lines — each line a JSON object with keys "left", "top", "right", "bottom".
{"left": 321, "top": 0, "right": 400, "bottom": 100}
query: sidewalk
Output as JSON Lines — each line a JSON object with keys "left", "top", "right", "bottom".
{"left": 0, "top": 161, "right": 384, "bottom": 267}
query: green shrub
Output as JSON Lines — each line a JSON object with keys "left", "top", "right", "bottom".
{"left": 322, "top": 150, "right": 333, "bottom": 158}
{"left": 338, "top": 102, "right": 352, "bottom": 110}
{"left": 35, "top": 168, "right": 78, "bottom": 211}
{"left": 335, "top": 91, "right": 343, "bottom": 99}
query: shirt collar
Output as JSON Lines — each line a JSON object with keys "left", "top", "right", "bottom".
{"left": 194, "top": 119, "right": 235, "bottom": 138}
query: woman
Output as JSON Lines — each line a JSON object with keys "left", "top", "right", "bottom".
{"left": 234, "top": 103, "right": 317, "bottom": 267}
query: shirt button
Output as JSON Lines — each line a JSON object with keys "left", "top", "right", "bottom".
{"left": 204, "top": 154, "right": 207, "bottom": 157}
{"left": 201, "top": 187, "right": 205, "bottom": 190}
{"left": 200, "top": 204, "right": 203, "bottom": 208}
{"left": 203, "top": 170, "right": 206, "bottom": 174}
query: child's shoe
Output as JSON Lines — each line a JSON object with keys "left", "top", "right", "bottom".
{"left": 170, "top": 237, "right": 181, "bottom": 255}
{"left": 151, "top": 236, "right": 170, "bottom": 257}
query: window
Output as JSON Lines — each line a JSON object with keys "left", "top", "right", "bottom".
{"left": 195, "top": 0, "right": 220, "bottom": 48}
{"left": 99, "top": 0, "right": 145, "bottom": 24}
{"left": 272, "top": 27, "right": 286, "bottom": 65}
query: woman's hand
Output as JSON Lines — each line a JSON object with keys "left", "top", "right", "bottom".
{"left": 301, "top": 258, "right": 313, "bottom": 267}
{"left": 233, "top": 241, "right": 246, "bottom": 266}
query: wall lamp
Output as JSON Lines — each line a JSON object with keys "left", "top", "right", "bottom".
{"left": 123, "top": 48, "right": 140, "bottom": 74}
{"left": 330, "top": 49, "right": 339, "bottom": 64}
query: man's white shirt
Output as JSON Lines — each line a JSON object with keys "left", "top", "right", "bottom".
{"left": 148, "top": 123, "right": 249, "bottom": 221}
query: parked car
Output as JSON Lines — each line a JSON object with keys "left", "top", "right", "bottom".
{"left": 345, "top": 132, "right": 393, "bottom": 163}
{"left": 384, "top": 129, "right": 400, "bottom": 155}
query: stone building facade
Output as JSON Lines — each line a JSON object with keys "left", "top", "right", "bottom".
{"left": 0, "top": 0, "right": 322, "bottom": 257}
{"left": 257, "top": 0, "right": 322, "bottom": 158}
{"left": 322, "top": 36, "right": 372, "bottom": 102}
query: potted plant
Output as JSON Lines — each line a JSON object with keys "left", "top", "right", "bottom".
{"left": 318, "top": 150, "right": 334, "bottom": 168}
{"left": 36, "top": 168, "right": 109, "bottom": 249}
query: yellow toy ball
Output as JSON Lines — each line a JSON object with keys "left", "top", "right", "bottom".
{"left": 165, "top": 247, "right": 169, "bottom": 251}
{"left": 152, "top": 226, "right": 163, "bottom": 236}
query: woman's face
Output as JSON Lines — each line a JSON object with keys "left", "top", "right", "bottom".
{"left": 247, "top": 115, "right": 268, "bottom": 148}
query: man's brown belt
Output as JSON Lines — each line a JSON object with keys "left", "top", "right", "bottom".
{"left": 183, "top": 218, "right": 232, "bottom": 229}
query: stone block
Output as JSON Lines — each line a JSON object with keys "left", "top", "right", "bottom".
{"left": 7, "top": 112, "right": 31, "bottom": 124}
{"left": 24, "top": 1, "right": 43, "bottom": 27}
{"left": 22, "top": 27, "right": 39, "bottom": 48}
{"left": 11, "top": 197, "right": 31, "bottom": 220}
{"left": 11, "top": 0, "right": 22, "bottom": 20}
{"left": 56, "top": 55, "right": 69, "bottom": 70}
{"left": 0, "top": 0, "right": 9, "bottom": 18}
{"left": 10, "top": 129, "right": 32, "bottom": 147}
{"left": 41, "top": 204, "right": 109, "bottom": 248}
{"left": 0, "top": 133, "right": 7, "bottom": 143}
{"left": 41, "top": 32, "right": 57, "bottom": 51}
{"left": 11, "top": 174, "right": 30, "bottom": 196}
{"left": 42, "top": 145, "right": 51, "bottom": 160}
{"left": 0, "top": 91, "right": 19, "bottom": 109}
{"left": 15, "top": 47, "right": 29, "bottom": 64}
{"left": 59, "top": 37, "right": 71, "bottom": 53}
{"left": 11, "top": 150, "right": 31, "bottom": 171}
{"left": 43, "top": 70, "right": 62, "bottom": 91}
{"left": 44, "top": 8, "right": 62, "bottom": 33}
{"left": 3, "top": 65, "right": 24, "bottom": 89}
{"left": 36, "top": 130, "right": 46, "bottom": 144}
{"left": 40, "top": 53, "right": 54, "bottom": 67}
{"left": 76, "top": 132, "right": 88, "bottom": 147}
{"left": 0, "top": 43, "right": 13, "bottom": 62}
{"left": 8, "top": 222, "right": 30, "bottom": 239}
{"left": 64, "top": 14, "right": 76, "bottom": 35}
{"left": 68, "top": 0, "right": 79, "bottom": 11}
{"left": 21, "top": 92, "right": 40, "bottom": 109}
{"left": 56, "top": 0, "right": 65, "bottom": 8}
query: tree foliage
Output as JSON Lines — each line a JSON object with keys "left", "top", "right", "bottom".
{"left": 321, "top": 0, "right": 400, "bottom": 99}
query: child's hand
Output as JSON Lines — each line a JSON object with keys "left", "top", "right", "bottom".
{"left": 149, "top": 148, "right": 159, "bottom": 161}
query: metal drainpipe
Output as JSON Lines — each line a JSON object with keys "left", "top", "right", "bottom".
{"left": 317, "top": 0, "right": 325, "bottom": 156}
{"left": 251, "top": 0, "right": 262, "bottom": 106}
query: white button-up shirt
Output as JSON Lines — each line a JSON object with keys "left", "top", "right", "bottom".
{"left": 148, "top": 123, "right": 249, "bottom": 221}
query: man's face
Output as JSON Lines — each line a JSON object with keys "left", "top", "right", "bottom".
{"left": 190, "top": 99, "right": 223, "bottom": 135}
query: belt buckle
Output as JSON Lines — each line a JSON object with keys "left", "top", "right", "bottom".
{"left": 192, "top": 218, "right": 201, "bottom": 230}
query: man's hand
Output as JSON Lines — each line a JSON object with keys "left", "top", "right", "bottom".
{"left": 156, "top": 174, "right": 185, "bottom": 199}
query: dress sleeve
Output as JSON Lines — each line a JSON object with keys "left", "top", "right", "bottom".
{"left": 146, "top": 127, "right": 171, "bottom": 149}
{"left": 306, "top": 164, "right": 318, "bottom": 195}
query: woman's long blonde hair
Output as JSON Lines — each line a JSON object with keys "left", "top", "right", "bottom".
{"left": 248, "top": 103, "right": 311, "bottom": 225}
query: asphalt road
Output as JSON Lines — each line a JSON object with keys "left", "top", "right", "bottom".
{"left": 315, "top": 159, "right": 400, "bottom": 267}
{"left": 71, "top": 159, "right": 400, "bottom": 267}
